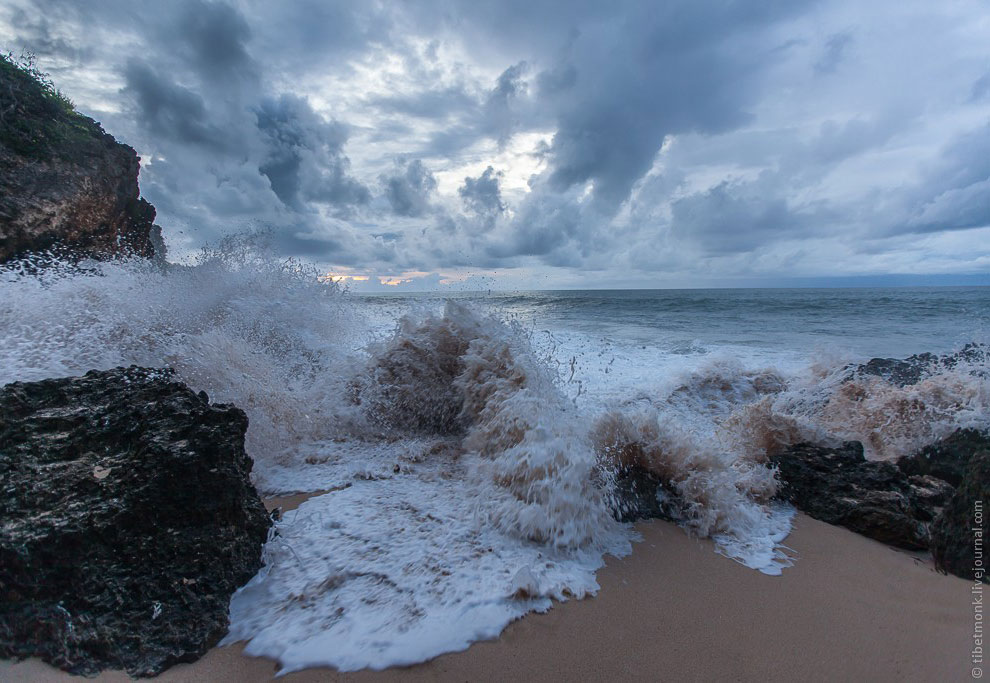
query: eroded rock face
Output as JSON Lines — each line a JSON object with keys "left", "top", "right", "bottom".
{"left": 771, "top": 441, "right": 952, "bottom": 550}
{"left": 0, "top": 366, "right": 270, "bottom": 676}
{"left": 0, "top": 56, "right": 162, "bottom": 263}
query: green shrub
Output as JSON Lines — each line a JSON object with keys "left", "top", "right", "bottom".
{"left": 0, "top": 51, "right": 104, "bottom": 161}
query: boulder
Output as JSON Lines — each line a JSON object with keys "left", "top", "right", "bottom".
{"left": 0, "top": 366, "right": 270, "bottom": 676}
{"left": 771, "top": 441, "right": 953, "bottom": 550}
{"left": 897, "top": 428, "right": 990, "bottom": 487}
{"left": 0, "top": 55, "right": 162, "bottom": 263}
{"left": 930, "top": 449, "right": 990, "bottom": 583}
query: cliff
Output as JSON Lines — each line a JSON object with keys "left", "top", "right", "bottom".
{"left": 0, "top": 54, "right": 162, "bottom": 263}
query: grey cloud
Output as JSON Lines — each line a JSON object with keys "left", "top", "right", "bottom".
{"left": 6, "top": 0, "right": 989, "bottom": 283}
{"left": 669, "top": 179, "right": 808, "bottom": 255}
{"left": 175, "top": 0, "right": 256, "bottom": 84}
{"left": 370, "top": 86, "right": 477, "bottom": 120}
{"left": 122, "top": 60, "right": 227, "bottom": 149}
{"left": 815, "top": 32, "right": 853, "bottom": 74}
{"left": 459, "top": 166, "right": 505, "bottom": 225}
{"left": 971, "top": 73, "right": 990, "bottom": 102}
{"left": 381, "top": 159, "right": 437, "bottom": 217}
{"left": 256, "top": 95, "right": 369, "bottom": 210}
{"left": 904, "top": 123, "right": 990, "bottom": 234}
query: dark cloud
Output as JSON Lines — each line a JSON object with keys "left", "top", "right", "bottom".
{"left": 459, "top": 166, "right": 505, "bottom": 227}
{"left": 122, "top": 60, "right": 227, "bottom": 149}
{"left": 256, "top": 95, "right": 369, "bottom": 210}
{"left": 3, "top": 0, "right": 988, "bottom": 283}
{"left": 381, "top": 159, "right": 437, "bottom": 217}
{"left": 175, "top": 0, "right": 256, "bottom": 83}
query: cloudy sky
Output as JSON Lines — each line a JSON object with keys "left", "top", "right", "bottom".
{"left": 3, "top": 0, "right": 990, "bottom": 289}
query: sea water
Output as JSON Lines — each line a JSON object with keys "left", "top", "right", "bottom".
{"left": 2, "top": 241, "right": 987, "bottom": 672}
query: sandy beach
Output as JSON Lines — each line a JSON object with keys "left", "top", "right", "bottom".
{"left": 2, "top": 508, "right": 973, "bottom": 682}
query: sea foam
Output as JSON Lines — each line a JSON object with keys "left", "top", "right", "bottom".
{"left": 3, "top": 237, "right": 987, "bottom": 672}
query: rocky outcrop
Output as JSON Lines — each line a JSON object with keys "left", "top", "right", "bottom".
{"left": 0, "top": 366, "right": 270, "bottom": 676}
{"left": 773, "top": 429, "right": 990, "bottom": 581}
{"left": 854, "top": 343, "right": 988, "bottom": 387}
{"left": 771, "top": 441, "right": 953, "bottom": 550}
{"left": 897, "top": 428, "right": 990, "bottom": 488}
{"left": 0, "top": 55, "right": 162, "bottom": 263}
{"left": 930, "top": 449, "right": 990, "bottom": 583}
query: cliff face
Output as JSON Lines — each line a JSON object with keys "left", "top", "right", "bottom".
{"left": 0, "top": 56, "right": 162, "bottom": 263}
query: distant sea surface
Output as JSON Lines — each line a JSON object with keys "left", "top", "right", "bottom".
{"left": 358, "top": 286, "right": 990, "bottom": 360}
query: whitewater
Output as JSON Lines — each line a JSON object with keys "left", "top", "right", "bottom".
{"left": 2, "top": 238, "right": 988, "bottom": 673}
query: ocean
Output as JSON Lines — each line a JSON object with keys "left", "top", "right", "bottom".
{"left": 2, "top": 243, "right": 988, "bottom": 672}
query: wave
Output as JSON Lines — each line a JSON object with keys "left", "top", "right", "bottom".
{"left": 3, "top": 237, "right": 986, "bottom": 671}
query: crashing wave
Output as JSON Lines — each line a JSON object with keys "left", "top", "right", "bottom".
{"left": 4, "top": 236, "right": 986, "bottom": 671}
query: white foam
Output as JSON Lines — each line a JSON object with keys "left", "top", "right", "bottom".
{"left": 10, "top": 241, "right": 983, "bottom": 672}
{"left": 224, "top": 451, "right": 632, "bottom": 673}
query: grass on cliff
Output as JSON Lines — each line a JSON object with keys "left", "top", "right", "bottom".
{"left": 0, "top": 52, "right": 104, "bottom": 161}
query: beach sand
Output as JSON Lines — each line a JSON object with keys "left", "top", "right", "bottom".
{"left": 2, "top": 508, "right": 973, "bottom": 682}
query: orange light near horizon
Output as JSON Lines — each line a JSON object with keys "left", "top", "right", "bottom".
{"left": 379, "top": 277, "right": 409, "bottom": 286}
{"left": 319, "top": 272, "right": 370, "bottom": 284}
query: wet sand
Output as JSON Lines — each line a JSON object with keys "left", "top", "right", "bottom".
{"left": 2, "top": 512, "right": 973, "bottom": 682}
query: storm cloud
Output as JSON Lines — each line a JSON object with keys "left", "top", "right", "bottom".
{"left": 1, "top": 0, "right": 988, "bottom": 287}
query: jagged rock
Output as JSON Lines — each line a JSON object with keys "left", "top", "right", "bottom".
{"left": 771, "top": 441, "right": 952, "bottom": 550}
{"left": 930, "top": 449, "right": 990, "bottom": 583}
{"left": 0, "top": 366, "right": 270, "bottom": 676}
{"left": 0, "top": 55, "right": 162, "bottom": 263}
{"left": 854, "top": 343, "right": 988, "bottom": 387}
{"left": 609, "top": 466, "right": 673, "bottom": 523}
{"left": 897, "top": 428, "right": 990, "bottom": 487}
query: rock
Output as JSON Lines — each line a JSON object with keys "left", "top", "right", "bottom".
{"left": 0, "top": 366, "right": 270, "bottom": 677}
{"left": 897, "top": 428, "right": 990, "bottom": 487}
{"left": 0, "top": 54, "right": 162, "bottom": 263}
{"left": 609, "top": 466, "right": 673, "bottom": 523}
{"left": 930, "top": 449, "right": 990, "bottom": 583}
{"left": 854, "top": 343, "right": 988, "bottom": 387}
{"left": 855, "top": 354, "right": 936, "bottom": 387}
{"left": 771, "top": 441, "right": 953, "bottom": 550}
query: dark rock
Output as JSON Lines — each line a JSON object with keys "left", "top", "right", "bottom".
{"left": 0, "top": 366, "right": 270, "bottom": 676}
{"left": 930, "top": 449, "right": 990, "bottom": 583}
{"left": 854, "top": 343, "right": 988, "bottom": 387}
{"left": 771, "top": 441, "right": 953, "bottom": 550}
{"left": 609, "top": 466, "right": 674, "bottom": 523}
{"left": 897, "top": 428, "right": 990, "bottom": 487}
{"left": 855, "top": 355, "right": 936, "bottom": 387}
{"left": 0, "top": 55, "right": 163, "bottom": 263}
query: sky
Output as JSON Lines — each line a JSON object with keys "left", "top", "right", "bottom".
{"left": 2, "top": 0, "right": 990, "bottom": 290}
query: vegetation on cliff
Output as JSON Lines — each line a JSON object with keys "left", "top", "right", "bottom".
{"left": 0, "top": 53, "right": 101, "bottom": 162}
{"left": 0, "top": 52, "right": 162, "bottom": 262}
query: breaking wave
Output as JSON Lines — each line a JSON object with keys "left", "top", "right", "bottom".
{"left": 2, "top": 237, "right": 987, "bottom": 671}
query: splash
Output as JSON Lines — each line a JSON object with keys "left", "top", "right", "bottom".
{"left": 728, "top": 351, "right": 990, "bottom": 461}
{"left": 6, "top": 240, "right": 985, "bottom": 672}
{"left": 0, "top": 235, "right": 366, "bottom": 487}
{"left": 225, "top": 301, "right": 630, "bottom": 671}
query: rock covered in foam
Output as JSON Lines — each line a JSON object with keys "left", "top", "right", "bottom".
{"left": 0, "top": 366, "right": 271, "bottom": 676}
{"left": 771, "top": 441, "right": 952, "bottom": 550}
{"left": 854, "top": 343, "right": 988, "bottom": 387}
{"left": 930, "top": 448, "right": 990, "bottom": 583}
